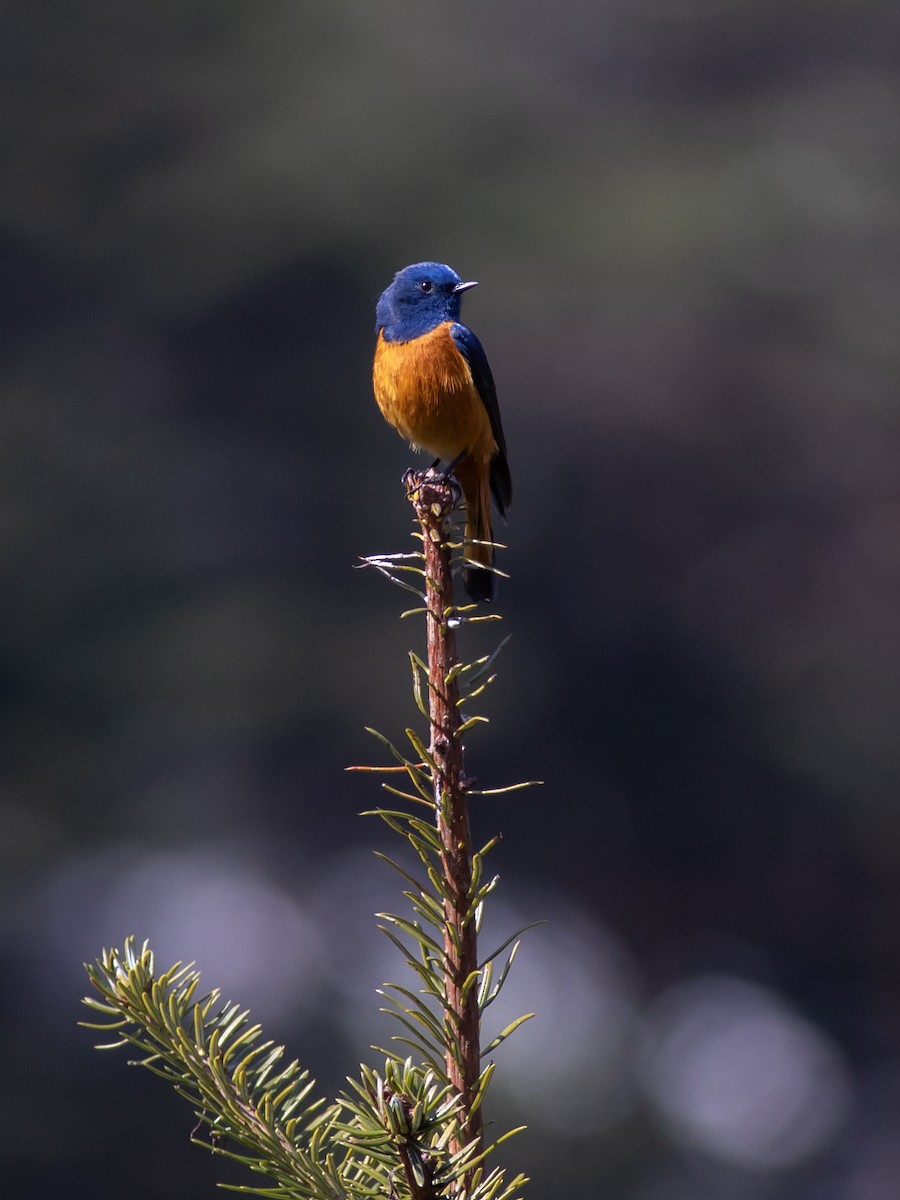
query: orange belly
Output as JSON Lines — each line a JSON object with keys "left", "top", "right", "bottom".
{"left": 373, "top": 323, "right": 497, "bottom": 464}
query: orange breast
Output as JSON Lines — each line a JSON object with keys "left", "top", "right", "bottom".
{"left": 373, "top": 323, "right": 497, "bottom": 464}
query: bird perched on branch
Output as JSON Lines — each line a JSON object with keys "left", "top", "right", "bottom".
{"left": 372, "top": 261, "right": 512, "bottom": 603}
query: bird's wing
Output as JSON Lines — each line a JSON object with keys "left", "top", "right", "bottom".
{"left": 450, "top": 322, "right": 512, "bottom": 512}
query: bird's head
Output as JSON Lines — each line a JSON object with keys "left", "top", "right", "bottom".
{"left": 375, "top": 262, "right": 477, "bottom": 341}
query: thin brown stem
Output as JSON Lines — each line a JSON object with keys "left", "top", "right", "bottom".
{"left": 404, "top": 468, "right": 483, "bottom": 1168}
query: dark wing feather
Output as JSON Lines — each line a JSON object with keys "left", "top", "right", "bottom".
{"left": 450, "top": 322, "right": 512, "bottom": 514}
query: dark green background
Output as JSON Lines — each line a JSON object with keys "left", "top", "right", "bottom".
{"left": 2, "top": 3, "right": 899, "bottom": 1197}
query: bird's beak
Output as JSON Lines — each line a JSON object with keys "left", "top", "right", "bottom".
{"left": 453, "top": 280, "right": 478, "bottom": 294}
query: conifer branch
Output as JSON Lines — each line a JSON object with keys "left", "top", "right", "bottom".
{"left": 403, "top": 468, "right": 483, "bottom": 1166}
{"left": 82, "top": 468, "right": 533, "bottom": 1200}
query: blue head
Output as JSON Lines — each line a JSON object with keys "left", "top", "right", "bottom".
{"left": 375, "top": 262, "right": 478, "bottom": 342}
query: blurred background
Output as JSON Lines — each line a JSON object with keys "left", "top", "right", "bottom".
{"left": 2, "top": 2, "right": 899, "bottom": 1197}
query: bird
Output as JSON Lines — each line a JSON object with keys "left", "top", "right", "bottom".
{"left": 372, "top": 262, "right": 511, "bottom": 602}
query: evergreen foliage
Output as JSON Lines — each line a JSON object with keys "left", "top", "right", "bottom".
{"left": 82, "top": 473, "right": 534, "bottom": 1199}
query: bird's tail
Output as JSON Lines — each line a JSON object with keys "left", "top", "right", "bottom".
{"left": 456, "top": 457, "right": 496, "bottom": 603}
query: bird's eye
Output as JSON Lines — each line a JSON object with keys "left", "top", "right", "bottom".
{"left": 419, "top": 279, "right": 433, "bottom": 294}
